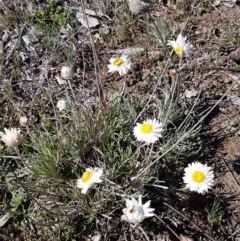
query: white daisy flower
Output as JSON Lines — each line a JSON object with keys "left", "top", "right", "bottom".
{"left": 183, "top": 162, "right": 214, "bottom": 194}
{"left": 0, "top": 128, "right": 21, "bottom": 147}
{"left": 107, "top": 55, "right": 131, "bottom": 76}
{"left": 77, "top": 167, "right": 103, "bottom": 194}
{"left": 121, "top": 195, "right": 154, "bottom": 227}
{"left": 167, "top": 33, "right": 194, "bottom": 56}
{"left": 57, "top": 99, "right": 67, "bottom": 111}
{"left": 133, "top": 119, "right": 163, "bottom": 144}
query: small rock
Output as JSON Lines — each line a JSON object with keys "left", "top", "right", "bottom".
{"left": 55, "top": 75, "right": 67, "bottom": 85}
{"left": 224, "top": 78, "right": 232, "bottom": 84}
{"left": 229, "top": 120, "right": 237, "bottom": 127}
{"left": 76, "top": 9, "right": 99, "bottom": 28}
{"left": 229, "top": 48, "right": 240, "bottom": 64}
{"left": 0, "top": 212, "right": 10, "bottom": 227}
{"left": 212, "top": 0, "right": 221, "bottom": 7}
{"left": 148, "top": 50, "right": 161, "bottom": 60}
{"left": 127, "top": 0, "right": 151, "bottom": 15}
{"left": 0, "top": 41, "right": 4, "bottom": 53}
{"left": 130, "top": 177, "right": 143, "bottom": 191}
{"left": 87, "top": 232, "right": 101, "bottom": 241}
{"left": 114, "top": 47, "right": 144, "bottom": 56}
{"left": 224, "top": 2, "right": 235, "bottom": 8}
{"left": 2, "top": 31, "right": 9, "bottom": 42}
{"left": 212, "top": 80, "right": 217, "bottom": 86}
{"left": 101, "top": 24, "right": 110, "bottom": 35}
{"left": 230, "top": 96, "right": 240, "bottom": 106}
{"left": 179, "top": 234, "right": 194, "bottom": 241}
{"left": 185, "top": 89, "right": 198, "bottom": 98}
{"left": 19, "top": 52, "right": 27, "bottom": 61}
{"left": 229, "top": 127, "right": 237, "bottom": 133}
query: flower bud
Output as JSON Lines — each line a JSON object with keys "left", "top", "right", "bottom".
{"left": 61, "top": 66, "right": 73, "bottom": 80}
{"left": 169, "top": 69, "right": 178, "bottom": 79}
{"left": 19, "top": 116, "right": 29, "bottom": 127}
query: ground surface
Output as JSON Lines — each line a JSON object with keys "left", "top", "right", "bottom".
{"left": 1, "top": 0, "right": 240, "bottom": 240}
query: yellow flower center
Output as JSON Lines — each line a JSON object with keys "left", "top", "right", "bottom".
{"left": 141, "top": 123, "right": 153, "bottom": 134}
{"left": 174, "top": 45, "right": 183, "bottom": 55}
{"left": 192, "top": 171, "right": 205, "bottom": 183}
{"left": 82, "top": 170, "right": 92, "bottom": 183}
{"left": 113, "top": 58, "right": 123, "bottom": 67}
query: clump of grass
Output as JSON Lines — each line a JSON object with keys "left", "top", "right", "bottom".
{"left": 222, "top": 25, "right": 240, "bottom": 47}
{"left": 149, "top": 17, "right": 176, "bottom": 47}
{"left": 27, "top": 0, "right": 75, "bottom": 29}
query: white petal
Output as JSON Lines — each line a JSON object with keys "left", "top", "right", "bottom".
{"left": 81, "top": 186, "right": 89, "bottom": 194}
{"left": 121, "top": 214, "right": 128, "bottom": 221}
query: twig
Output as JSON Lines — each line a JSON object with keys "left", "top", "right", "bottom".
{"left": 163, "top": 202, "right": 217, "bottom": 241}
{"left": 1, "top": 156, "right": 21, "bottom": 159}
{"left": 228, "top": 225, "right": 240, "bottom": 239}
{"left": 138, "top": 226, "right": 150, "bottom": 241}
{"left": 144, "top": 183, "right": 168, "bottom": 190}
{"left": 221, "top": 158, "right": 240, "bottom": 193}
{"left": 154, "top": 215, "right": 181, "bottom": 241}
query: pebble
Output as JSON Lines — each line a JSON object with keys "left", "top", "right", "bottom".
{"left": 0, "top": 41, "right": 4, "bottom": 53}
{"left": 224, "top": 78, "right": 232, "bottom": 84}
{"left": 2, "top": 31, "right": 9, "bottom": 42}
{"left": 229, "top": 48, "right": 240, "bottom": 64}
{"left": 185, "top": 89, "right": 198, "bottom": 98}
